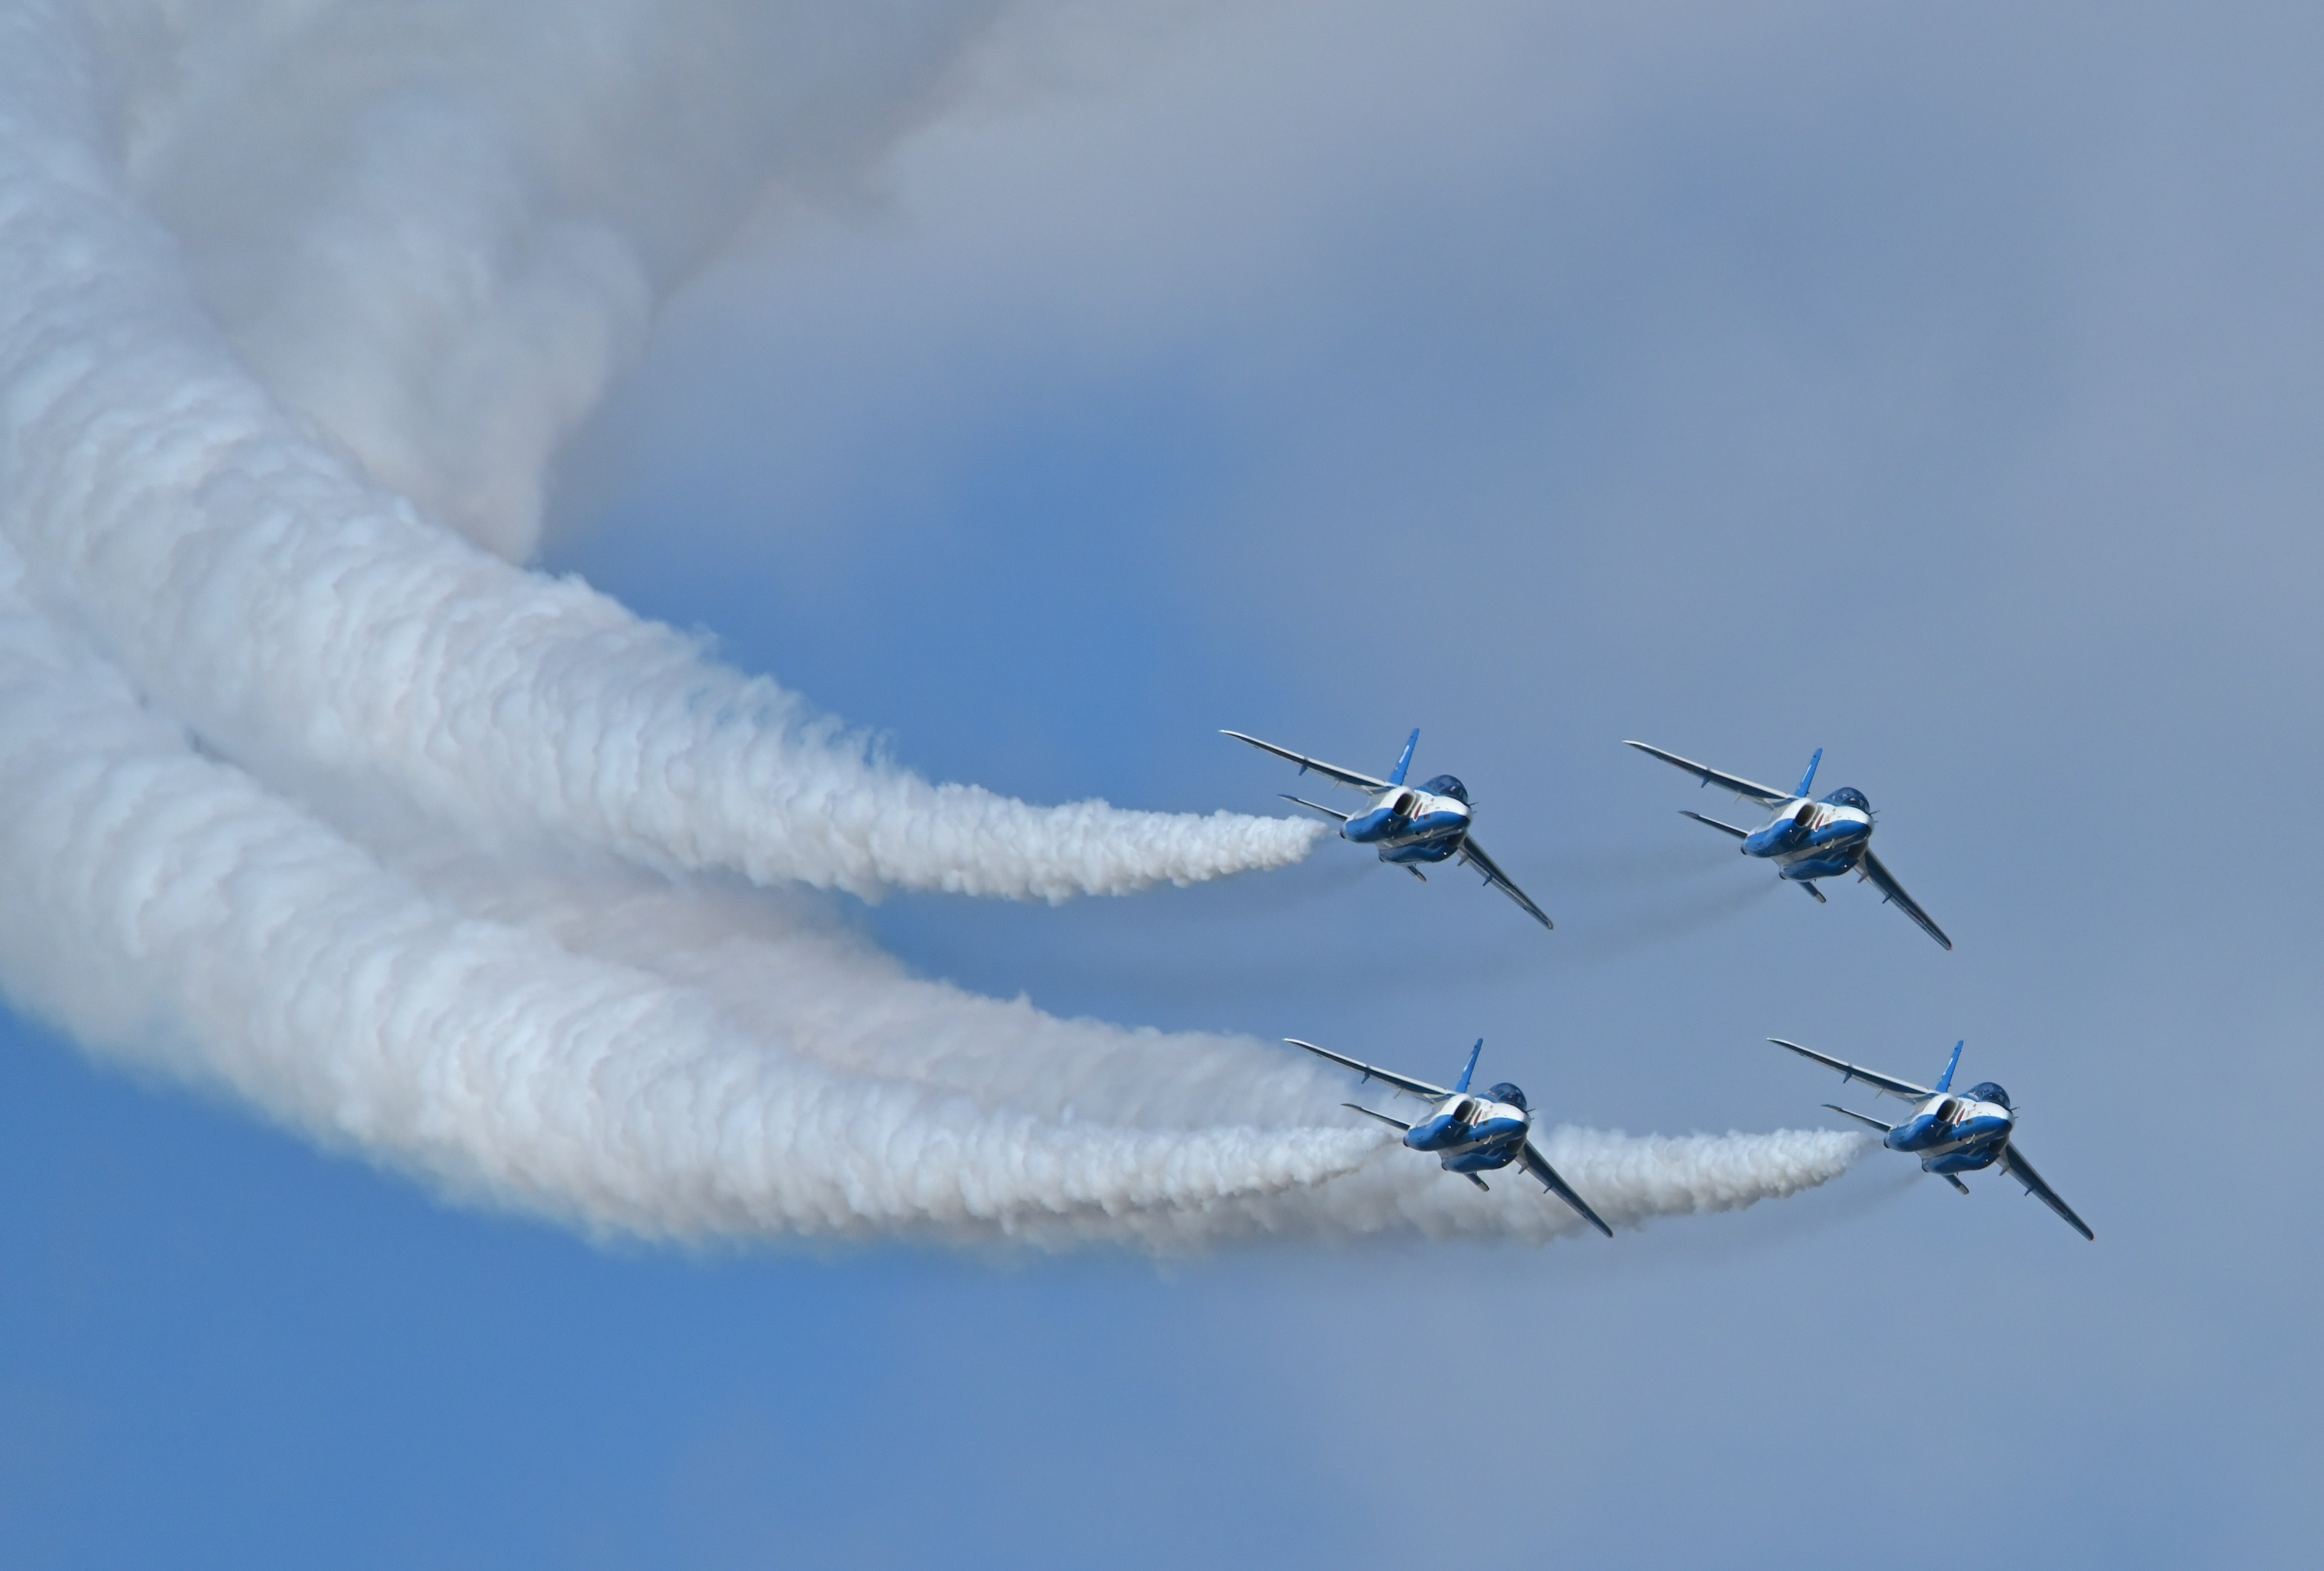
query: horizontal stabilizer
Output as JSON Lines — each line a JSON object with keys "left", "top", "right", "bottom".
{"left": 1281, "top": 794, "right": 1352, "bottom": 823}
{"left": 1822, "top": 1102, "right": 1894, "bottom": 1134}
{"left": 1940, "top": 1173, "right": 1971, "bottom": 1194}
{"left": 1796, "top": 880, "right": 1827, "bottom": 904}
{"left": 1342, "top": 1102, "right": 1413, "bottom": 1133}
{"left": 1679, "top": 809, "right": 1749, "bottom": 838}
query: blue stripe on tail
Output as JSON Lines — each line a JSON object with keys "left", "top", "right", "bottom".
{"left": 1453, "top": 1038, "right": 1484, "bottom": 1094}
{"left": 1935, "top": 1039, "right": 1964, "bottom": 1093}
{"left": 1794, "top": 746, "right": 1823, "bottom": 799}
{"left": 1389, "top": 728, "right": 1420, "bottom": 786}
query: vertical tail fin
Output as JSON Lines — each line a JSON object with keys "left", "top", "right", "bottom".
{"left": 1794, "top": 746, "right": 1823, "bottom": 799}
{"left": 1453, "top": 1038, "right": 1484, "bottom": 1094}
{"left": 1389, "top": 728, "right": 1420, "bottom": 786}
{"left": 1934, "top": 1039, "right": 1964, "bottom": 1093}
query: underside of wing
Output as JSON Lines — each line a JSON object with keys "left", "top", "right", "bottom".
{"left": 1284, "top": 1038, "right": 1449, "bottom": 1101}
{"left": 1767, "top": 1038, "right": 1934, "bottom": 1101}
{"left": 1624, "top": 741, "right": 1793, "bottom": 805}
{"left": 1679, "top": 809, "right": 1750, "bottom": 838}
{"left": 1455, "top": 837, "right": 1554, "bottom": 929}
{"left": 1999, "top": 1144, "right": 2095, "bottom": 1240}
{"left": 1858, "top": 849, "right": 1953, "bottom": 950}
{"left": 1518, "top": 1141, "right": 1613, "bottom": 1237}
{"left": 1221, "top": 731, "right": 1391, "bottom": 791}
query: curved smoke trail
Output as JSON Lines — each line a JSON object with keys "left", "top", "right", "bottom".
{"left": 0, "top": 0, "right": 1864, "bottom": 1247}
{"left": 5, "top": 0, "right": 1321, "bottom": 903}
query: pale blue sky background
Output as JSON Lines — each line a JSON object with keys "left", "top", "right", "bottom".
{"left": 6, "top": 2, "right": 2322, "bottom": 1565}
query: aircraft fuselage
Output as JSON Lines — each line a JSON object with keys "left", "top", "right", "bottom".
{"left": 1884, "top": 1092, "right": 2015, "bottom": 1175}
{"left": 1402, "top": 1091, "right": 1530, "bottom": 1174}
{"left": 1341, "top": 785, "right": 1471, "bottom": 865}
{"left": 1741, "top": 792, "right": 1873, "bottom": 883}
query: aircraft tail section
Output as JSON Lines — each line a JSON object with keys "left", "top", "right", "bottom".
{"left": 1794, "top": 746, "right": 1823, "bottom": 799}
{"left": 1388, "top": 728, "right": 1420, "bottom": 786}
{"left": 1934, "top": 1039, "right": 1964, "bottom": 1093}
{"left": 1453, "top": 1038, "right": 1484, "bottom": 1095}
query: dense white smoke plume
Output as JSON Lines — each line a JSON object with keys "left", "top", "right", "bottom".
{"left": 0, "top": 0, "right": 1863, "bottom": 1245}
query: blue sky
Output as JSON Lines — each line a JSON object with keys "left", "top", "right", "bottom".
{"left": 5, "top": 2, "right": 2322, "bottom": 1564}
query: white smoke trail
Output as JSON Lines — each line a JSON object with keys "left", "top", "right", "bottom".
{"left": 0, "top": 540, "right": 1384, "bottom": 1239}
{"left": 4, "top": 0, "right": 1322, "bottom": 904}
{"left": 0, "top": 0, "right": 1866, "bottom": 1248}
{"left": 94, "top": 0, "right": 1000, "bottom": 562}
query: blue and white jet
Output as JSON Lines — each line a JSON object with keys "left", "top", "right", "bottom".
{"left": 1626, "top": 740, "right": 1951, "bottom": 949}
{"left": 1285, "top": 1035, "right": 1612, "bottom": 1235}
{"left": 1224, "top": 728, "right": 1552, "bottom": 929}
{"left": 1770, "top": 1036, "right": 2092, "bottom": 1240}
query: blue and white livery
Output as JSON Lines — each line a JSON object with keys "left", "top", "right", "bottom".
{"left": 1626, "top": 740, "right": 1951, "bottom": 949}
{"left": 1285, "top": 1036, "right": 1611, "bottom": 1234}
{"left": 1225, "top": 728, "right": 1552, "bottom": 929}
{"left": 1769, "top": 1036, "right": 2092, "bottom": 1240}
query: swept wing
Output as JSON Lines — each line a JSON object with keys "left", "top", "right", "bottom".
{"left": 1518, "top": 1140, "right": 1613, "bottom": 1237}
{"left": 1221, "top": 731, "right": 1391, "bottom": 791}
{"left": 1859, "top": 850, "right": 1952, "bottom": 950}
{"left": 1998, "top": 1145, "right": 2095, "bottom": 1240}
{"left": 1456, "top": 837, "right": 1554, "bottom": 930}
{"left": 1766, "top": 1038, "right": 1935, "bottom": 1101}
{"left": 1284, "top": 1038, "right": 1449, "bottom": 1101}
{"left": 1624, "top": 741, "right": 1794, "bottom": 805}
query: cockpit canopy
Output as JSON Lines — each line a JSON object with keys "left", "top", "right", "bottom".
{"left": 1819, "top": 786, "right": 1871, "bottom": 812}
{"left": 1964, "top": 1081, "right": 2011, "bottom": 1109}
{"left": 1485, "top": 1081, "right": 1528, "bottom": 1111}
{"left": 1418, "top": 774, "right": 1470, "bottom": 803}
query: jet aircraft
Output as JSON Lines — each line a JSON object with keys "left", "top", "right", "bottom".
{"left": 1286, "top": 1035, "right": 1612, "bottom": 1235}
{"left": 1769, "top": 1036, "right": 2092, "bottom": 1240}
{"left": 1626, "top": 740, "right": 1951, "bottom": 949}
{"left": 1224, "top": 728, "right": 1551, "bottom": 929}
